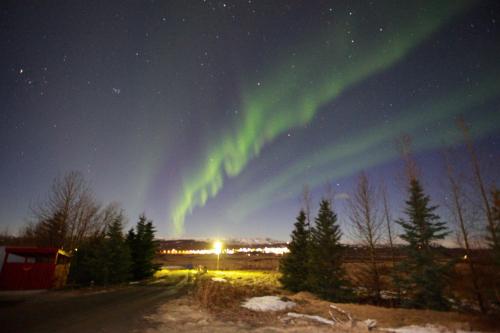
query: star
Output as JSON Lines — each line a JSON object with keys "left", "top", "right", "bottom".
{"left": 0, "top": 0, "right": 498, "bottom": 248}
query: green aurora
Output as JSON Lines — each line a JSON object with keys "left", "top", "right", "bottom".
{"left": 170, "top": 1, "right": 473, "bottom": 234}
{"left": 228, "top": 83, "right": 500, "bottom": 221}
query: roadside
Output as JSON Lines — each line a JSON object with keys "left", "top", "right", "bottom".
{"left": 2, "top": 269, "right": 498, "bottom": 333}
{"left": 145, "top": 292, "right": 500, "bottom": 333}
{"left": 0, "top": 273, "right": 189, "bottom": 333}
{"left": 143, "top": 270, "right": 500, "bottom": 333}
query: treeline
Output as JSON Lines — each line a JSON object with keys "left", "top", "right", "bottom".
{"left": 280, "top": 120, "right": 499, "bottom": 313}
{"left": 15, "top": 172, "right": 158, "bottom": 285}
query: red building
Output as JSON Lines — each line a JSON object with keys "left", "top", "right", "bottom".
{"left": 0, "top": 247, "right": 71, "bottom": 290}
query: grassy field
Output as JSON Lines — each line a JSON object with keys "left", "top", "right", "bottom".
{"left": 156, "top": 253, "right": 500, "bottom": 310}
{"left": 157, "top": 253, "right": 281, "bottom": 270}
{"left": 149, "top": 266, "right": 500, "bottom": 331}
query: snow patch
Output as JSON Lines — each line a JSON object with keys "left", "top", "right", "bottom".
{"left": 364, "top": 319, "right": 378, "bottom": 329}
{"left": 287, "top": 312, "right": 334, "bottom": 325}
{"left": 380, "top": 290, "right": 399, "bottom": 300}
{"left": 241, "top": 296, "right": 296, "bottom": 312}
{"left": 383, "top": 324, "right": 481, "bottom": 333}
{"left": 211, "top": 277, "right": 227, "bottom": 283}
{"left": 330, "top": 303, "right": 353, "bottom": 321}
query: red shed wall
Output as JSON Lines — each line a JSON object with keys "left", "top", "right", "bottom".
{"left": 0, "top": 262, "right": 56, "bottom": 290}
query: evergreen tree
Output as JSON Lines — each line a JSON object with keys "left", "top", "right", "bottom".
{"left": 105, "top": 213, "right": 132, "bottom": 283}
{"left": 489, "top": 188, "right": 500, "bottom": 266}
{"left": 69, "top": 214, "right": 132, "bottom": 285}
{"left": 280, "top": 210, "right": 309, "bottom": 291}
{"left": 126, "top": 228, "right": 136, "bottom": 249}
{"left": 127, "top": 214, "right": 157, "bottom": 280}
{"left": 308, "top": 200, "right": 349, "bottom": 300}
{"left": 142, "top": 220, "right": 157, "bottom": 277}
{"left": 396, "top": 179, "right": 451, "bottom": 310}
{"left": 69, "top": 232, "right": 108, "bottom": 285}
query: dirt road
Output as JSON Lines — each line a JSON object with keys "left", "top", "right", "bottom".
{"left": 0, "top": 278, "right": 187, "bottom": 333}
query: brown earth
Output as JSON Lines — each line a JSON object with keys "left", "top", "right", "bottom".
{"left": 145, "top": 290, "right": 500, "bottom": 333}
{"left": 1, "top": 268, "right": 498, "bottom": 332}
{"left": 157, "top": 253, "right": 500, "bottom": 305}
{"left": 150, "top": 270, "right": 500, "bottom": 332}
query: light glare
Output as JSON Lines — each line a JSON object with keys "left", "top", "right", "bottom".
{"left": 214, "top": 241, "right": 223, "bottom": 255}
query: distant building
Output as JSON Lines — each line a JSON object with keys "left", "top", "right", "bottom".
{"left": 0, "top": 247, "right": 71, "bottom": 290}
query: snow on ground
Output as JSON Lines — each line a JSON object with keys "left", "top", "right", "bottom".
{"left": 241, "top": 296, "right": 296, "bottom": 312}
{"left": 162, "top": 265, "right": 185, "bottom": 269}
{"left": 286, "top": 312, "right": 334, "bottom": 325}
{"left": 211, "top": 277, "right": 227, "bottom": 283}
{"left": 383, "top": 324, "right": 482, "bottom": 333}
{"left": 364, "top": 319, "right": 378, "bottom": 329}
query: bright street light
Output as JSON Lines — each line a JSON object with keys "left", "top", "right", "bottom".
{"left": 214, "top": 241, "right": 222, "bottom": 254}
{"left": 214, "top": 240, "right": 223, "bottom": 270}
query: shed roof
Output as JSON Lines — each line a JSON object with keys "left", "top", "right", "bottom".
{"left": 5, "top": 247, "right": 71, "bottom": 257}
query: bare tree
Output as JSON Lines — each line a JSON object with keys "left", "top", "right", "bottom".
{"left": 0, "top": 227, "right": 20, "bottom": 246}
{"left": 492, "top": 188, "right": 500, "bottom": 252}
{"left": 381, "top": 184, "right": 396, "bottom": 266}
{"left": 381, "top": 183, "right": 402, "bottom": 303}
{"left": 348, "top": 172, "right": 383, "bottom": 302}
{"left": 31, "top": 171, "right": 118, "bottom": 250}
{"left": 17, "top": 222, "right": 37, "bottom": 246}
{"left": 444, "top": 151, "right": 485, "bottom": 313}
{"left": 457, "top": 118, "right": 497, "bottom": 250}
{"left": 395, "top": 134, "right": 419, "bottom": 182}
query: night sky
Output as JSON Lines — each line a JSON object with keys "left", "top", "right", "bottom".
{"left": 1, "top": 1, "right": 499, "bottom": 240}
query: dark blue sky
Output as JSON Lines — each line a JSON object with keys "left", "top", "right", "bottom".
{"left": 1, "top": 1, "right": 499, "bottom": 240}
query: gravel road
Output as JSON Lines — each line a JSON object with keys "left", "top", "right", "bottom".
{"left": 0, "top": 277, "right": 187, "bottom": 333}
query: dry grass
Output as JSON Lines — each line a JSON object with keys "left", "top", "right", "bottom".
{"left": 287, "top": 292, "right": 500, "bottom": 332}
{"left": 157, "top": 253, "right": 281, "bottom": 271}
{"left": 152, "top": 268, "right": 190, "bottom": 285}
{"left": 208, "top": 270, "right": 282, "bottom": 289}
{"left": 152, "top": 268, "right": 500, "bottom": 331}
{"left": 156, "top": 254, "right": 500, "bottom": 311}
{"left": 194, "top": 271, "right": 281, "bottom": 305}
{"left": 337, "top": 302, "right": 499, "bottom": 331}
{"left": 191, "top": 270, "right": 286, "bottom": 325}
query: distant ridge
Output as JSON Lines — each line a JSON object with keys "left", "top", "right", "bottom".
{"left": 156, "top": 238, "right": 287, "bottom": 250}
{"left": 158, "top": 237, "right": 286, "bottom": 244}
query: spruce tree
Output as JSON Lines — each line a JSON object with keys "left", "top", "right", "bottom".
{"left": 308, "top": 200, "right": 348, "bottom": 300}
{"left": 396, "top": 179, "right": 451, "bottom": 310}
{"left": 127, "top": 214, "right": 157, "bottom": 280}
{"left": 105, "top": 213, "right": 132, "bottom": 283}
{"left": 280, "top": 210, "right": 309, "bottom": 291}
{"left": 489, "top": 188, "right": 500, "bottom": 266}
{"left": 69, "top": 234, "right": 107, "bottom": 285}
{"left": 142, "top": 220, "right": 157, "bottom": 277}
{"left": 126, "top": 228, "right": 136, "bottom": 249}
{"left": 70, "top": 215, "right": 132, "bottom": 285}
